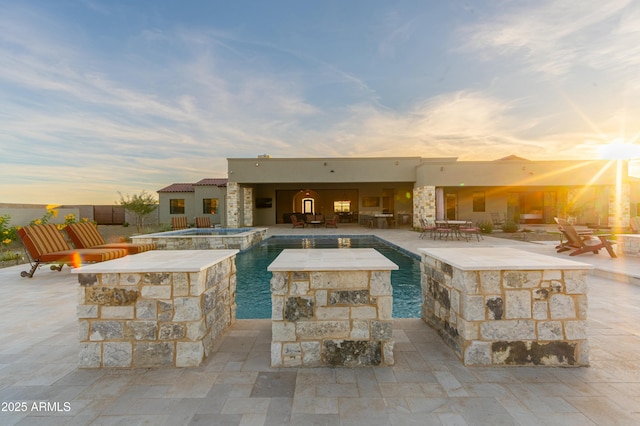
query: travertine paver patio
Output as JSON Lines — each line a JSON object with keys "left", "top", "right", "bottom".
{"left": 1, "top": 225, "right": 639, "bottom": 425}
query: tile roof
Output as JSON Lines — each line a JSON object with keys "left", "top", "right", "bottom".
{"left": 194, "top": 178, "right": 228, "bottom": 187}
{"left": 157, "top": 183, "right": 195, "bottom": 193}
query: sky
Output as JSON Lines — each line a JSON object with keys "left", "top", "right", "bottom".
{"left": 1, "top": 0, "right": 640, "bottom": 205}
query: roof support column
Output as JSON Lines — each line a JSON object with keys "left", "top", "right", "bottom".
{"left": 413, "top": 185, "right": 436, "bottom": 228}
{"left": 226, "top": 182, "right": 240, "bottom": 228}
{"left": 243, "top": 187, "right": 253, "bottom": 227}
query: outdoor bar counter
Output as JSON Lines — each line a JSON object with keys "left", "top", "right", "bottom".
{"left": 268, "top": 248, "right": 398, "bottom": 367}
{"left": 419, "top": 247, "right": 592, "bottom": 367}
{"left": 73, "top": 250, "right": 238, "bottom": 368}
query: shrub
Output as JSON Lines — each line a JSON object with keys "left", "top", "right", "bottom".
{"left": 501, "top": 221, "right": 519, "bottom": 233}
{"left": 478, "top": 221, "right": 494, "bottom": 234}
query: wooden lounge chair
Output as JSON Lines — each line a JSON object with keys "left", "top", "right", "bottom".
{"left": 555, "top": 218, "right": 617, "bottom": 258}
{"left": 18, "top": 224, "right": 128, "bottom": 278}
{"left": 325, "top": 215, "right": 339, "bottom": 228}
{"left": 171, "top": 216, "right": 188, "bottom": 230}
{"left": 65, "top": 222, "right": 156, "bottom": 254}
{"left": 195, "top": 216, "right": 212, "bottom": 228}
{"left": 291, "top": 215, "right": 305, "bottom": 228}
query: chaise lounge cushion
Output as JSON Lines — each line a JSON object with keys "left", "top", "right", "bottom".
{"left": 65, "top": 222, "right": 155, "bottom": 254}
{"left": 18, "top": 224, "right": 128, "bottom": 277}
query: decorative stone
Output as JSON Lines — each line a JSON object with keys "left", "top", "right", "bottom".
{"left": 549, "top": 294, "right": 576, "bottom": 319}
{"left": 537, "top": 321, "right": 563, "bottom": 340}
{"left": 134, "top": 342, "right": 174, "bottom": 367}
{"left": 103, "top": 342, "right": 132, "bottom": 367}
{"left": 141, "top": 285, "right": 172, "bottom": 300}
{"left": 173, "top": 297, "right": 203, "bottom": 321}
{"left": 101, "top": 306, "right": 134, "bottom": 320}
{"left": 322, "top": 340, "right": 382, "bottom": 367}
{"left": 159, "top": 323, "right": 186, "bottom": 340}
{"left": 78, "top": 343, "right": 101, "bottom": 368}
{"left": 503, "top": 271, "right": 542, "bottom": 288}
{"left": 90, "top": 321, "right": 123, "bottom": 341}
{"left": 125, "top": 321, "right": 157, "bottom": 340}
{"left": 85, "top": 287, "right": 138, "bottom": 306}
{"left": 176, "top": 341, "right": 204, "bottom": 367}
{"left": 143, "top": 272, "right": 171, "bottom": 285}
{"left": 505, "top": 291, "right": 531, "bottom": 319}
{"left": 284, "top": 297, "right": 314, "bottom": 321}
{"left": 329, "top": 289, "right": 369, "bottom": 305}
{"left": 78, "top": 273, "right": 97, "bottom": 287}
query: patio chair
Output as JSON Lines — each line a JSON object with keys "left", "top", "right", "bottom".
{"left": 460, "top": 221, "right": 483, "bottom": 242}
{"left": 291, "top": 215, "right": 305, "bottom": 228}
{"left": 171, "top": 216, "right": 188, "bottom": 230}
{"left": 65, "top": 222, "right": 156, "bottom": 254}
{"left": 325, "top": 215, "right": 339, "bottom": 228}
{"left": 491, "top": 212, "right": 505, "bottom": 227}
{"left": 195, "top": 216, "right": 212, "bottom": 228}
{"left": 17, "top": 224, "right": 128, "bottom": 278}
{"left": 434, "top": 220, "right": 452, "bottom": 240}
{"left": 419, "top": 218, "right": 436, "bottom": 239}
{"left": 555, "top": 218, "right": 617, "bottom": 258}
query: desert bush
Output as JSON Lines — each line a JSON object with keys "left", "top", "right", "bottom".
{"left": 501, "top": 221, "right": 519, "bottom": 233}
{"left": 478, "top": 221, "right": 494, "bottom": 234}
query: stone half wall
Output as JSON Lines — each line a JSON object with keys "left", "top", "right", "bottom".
{"left": 76, "top": 257, "right": 237, "bottom": 368}
{"left": 421, "top": 255, "right": 589, "bottom": 367}
{"left": 270, "top": 270, "right": 394, "bottom": 367}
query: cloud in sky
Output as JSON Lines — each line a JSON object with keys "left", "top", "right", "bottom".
{"left": 1, "top": 0, "right": 639, "bottom": 204}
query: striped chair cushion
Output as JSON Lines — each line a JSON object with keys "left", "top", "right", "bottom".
{"left": 171, "top": 216, "right": 188, "bottom": 230}
{"left": 195, "top": 217, "right": 211, "bottom": 228}
{"left": 65, "top": 222, "right": 106, "bottom": 249}
{"left": 66, "top": 222, "right": 156, "bottom": 254}
{"left": 19, "top": 224, "right": 72, "bottom": 259}
{"left": 40, "top": 248, "right": 128, "bottom": 263}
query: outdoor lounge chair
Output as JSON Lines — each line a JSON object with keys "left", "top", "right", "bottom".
{"left": 195, "top": 217, "right": 212, "bottom": 228}
{"left": 17, "top": 224, "right": 128, "bottom": 278}
{"left": 171, "top": 216, "right": 188, "bottom": 230}
{"left": 325, "top": 215, "right": 339, "bottom": 228}
{"left": 555, "top": 217, "right": 617, "bottom": 258}
{"left": 65, "top": 222, "right": 156, "bottom": 254}
{"left": 291, "top": 215, "right": 305, "bottom": 228}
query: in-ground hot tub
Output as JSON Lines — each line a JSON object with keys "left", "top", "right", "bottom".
{"left": 131, "top": 227, "right": 267, "bottom": 251}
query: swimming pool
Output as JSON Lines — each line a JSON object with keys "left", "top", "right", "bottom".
{"left": 235, "top": 236, "right": 422, "bottom": 318}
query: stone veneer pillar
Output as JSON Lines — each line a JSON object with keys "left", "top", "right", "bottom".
{"left": 420, "top": 247, "right": 592, "bottom": 367}
{"left": 268, "top": 249, "right": 398, "bottom": 367}
{"left": 413, "top": 185, "right": 436, "bottom": 228}
{"left": 226, "top": 182, "right": 240, "bottom": 228}
{"left": 74, "top": 250, "right": 238, "bottom": 368}
{"left": 243, "top": 187, "right": 253, "bottom": 227}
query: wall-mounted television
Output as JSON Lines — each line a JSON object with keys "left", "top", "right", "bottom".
{"left": 256, "top": 198, "right": 273, "bottom": 209}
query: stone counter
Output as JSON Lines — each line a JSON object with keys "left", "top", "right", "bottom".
{"left": 268, "top": 248, "right": 398, "bottom": 367}
{"left": 419, "top": 247, "right": 592, "bottom": 367}
{"left": 72, "top": 250, "right": 238, "bottom": 368}
{"left": 616, "top": 234, "right": 640, "bottom": 257}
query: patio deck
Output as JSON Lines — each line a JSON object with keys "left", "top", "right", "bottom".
{"left": 1, "top": 224, "right": 639, "bottom": 425}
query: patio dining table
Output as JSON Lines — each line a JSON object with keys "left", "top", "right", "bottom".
{"left": 435, "top": 220, "right": 468, "bottom": 240}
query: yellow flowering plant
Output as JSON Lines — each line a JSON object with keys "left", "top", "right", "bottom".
{"left": 0, "top": 214, "right": 19, "bottom": 260}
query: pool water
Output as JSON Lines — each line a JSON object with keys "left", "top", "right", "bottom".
{"left": 235, "top": 236, "right": 422, "bottom": 319}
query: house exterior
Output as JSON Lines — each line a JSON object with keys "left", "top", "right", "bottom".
{"left": 158, "top": 156, "right": 637, "bottom": 230}
{"left": 157, "top": 178, "right": 227, "bottom": 227}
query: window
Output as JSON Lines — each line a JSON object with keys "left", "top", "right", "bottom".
{"left": 334, "top": 201, "right": 351, "bottom": 212}
{"left": 170, "top": 199, "right": 185, "bottom": 214}
{"left": 203, "top": 198, "right": 218, "bottom": 214}
{"left": 472, "top": 192, "right": 486, "bottom": 212}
